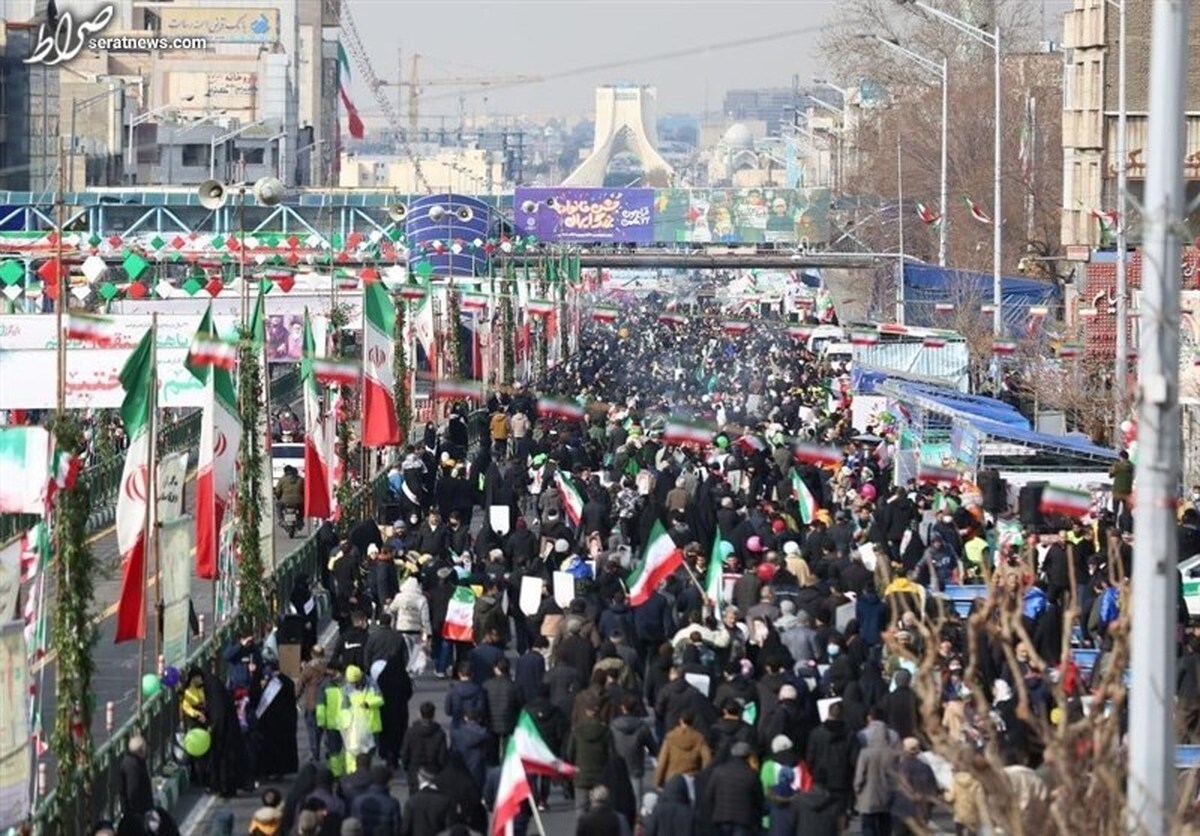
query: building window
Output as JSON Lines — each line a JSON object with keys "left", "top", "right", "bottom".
{"left": 240, "top": 147, "right": 265, "bottom": 165}
{"left": 181, "top": 144, "right": 209, "bottom": 167}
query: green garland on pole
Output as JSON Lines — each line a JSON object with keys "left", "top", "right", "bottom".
{"left": 49, "top": 413, "right": 97, "bottom": 819}
{"left": 393, "top": 293, "right": 411, "bottom": 445}
{"left": 235, "top": 332, "right": 268, "bottom": 629}
{"left": 446, "top": 285, "right": 463, "bottom": 379}
{"left": 500, "top": 273, "right": 515, "bottom": 385}
{"left": 329, "top": 303, "right": 355, "bottom": 529}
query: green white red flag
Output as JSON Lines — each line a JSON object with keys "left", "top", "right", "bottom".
{"left": 917, "top": 464, "right": 959, "bottom": 485}
{"left": 437, "top": 379, "right": 486, "bottom": 401}
{"left": 964, "top": 195, "right": 992, "bottom": 224}
{"left": 627, "top": 520, "right": 683, "bottom": 606}
{"left": 663, "top": 419, "right": 714, "bottom": 447}
{"left": 44, "top": 441, "right": 79, "bottom": 509}
{"left": 64, "top": 312, "right": 118, "bottom": 346}
{"left": 362, "top": 282, "right": 399, "bottom": 446}
{"left": 537, "top": 396, "right": 585, "bottom": 421}
{"left": 442, "top": 586, "right": 476, "bottom": 642}
{"left": 793, "top": 471, "right": 818, "bottom": 525}
{"left": 187, "top": 333, "right": 238, "bottom": 371}
{"left": 312, "top": 358, "right": 360, "bottom": 386}
{"left": 793, "top": 443, "right": 842, "bottom": 468}
{"left": 555, "top": 471, "right": 585, "bottom": 527}
{"left": 513, "top": 710, "right": 577, "bottom": 777}
{"left": 300, "top": 310, "right": 332, "bottom": 520}
{"left": 115, "top": 326, "right": 155, "bottom": 643}
{"left": 1039, "top": 485, "right": 1092, "bottom": 518}
{"left": 591, "top": 306, "right": 618, "bottom": 323}
{"left": 491, "top": 737, "right": 532, "bottom": 836}
{"left": 187, "top": 304, "right": 241, "bottom": 580}
{"left": 705, "top": 536, "right": 726, "bottom": 616}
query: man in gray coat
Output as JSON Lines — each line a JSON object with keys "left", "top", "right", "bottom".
{"left": 854, "top": 706, "right": 900, "bottom": 836}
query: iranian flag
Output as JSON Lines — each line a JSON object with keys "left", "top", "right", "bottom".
{"left": 793, "top": 442, "right": 843, "bottom": 468}
{"left": 411, "top": 286, "right": 437, "bottom": 373}
{"left": 115, "top": 327, "right": 155, "bottom": 644}
{"left": 591, "top": 306, "right": 618, "bottom": 323}
{"left": 492, "top": 737, "right": 532, "bottom": 836}
{"left": 627, "top": 520, "right": 684, "bottom": 606}
{"left": 723, "top": 320, "right": 751, "bottom": 335}
{"left": 538, "top": 396, "right": 585, "bottom": 421}
{"left": 312, "top": 358, "right": 360, "bottom": 386}
{"left": 663, "top": 419, "right": 713, "bottom": 447}
{"left": 64, "top": 312, "right": 118, "bottom": 346}
{"left": 461, "top": 293, "right": 488, "bottom": 312}
{"left": 658, "top": 313, "right": 687, "bottom": 326}
{"left": 849, "top": 329, "right": 879, "bottom": 346}
{"left": 878, "top": 323, "right": 908, "bottom": 335}
{"left": 922, "top": 335, "right": 947, "bottom": 348}
{"left": 337, "top": 42, "right": 364, "bottom": 140}
{"left": 45, "top": 440, "right": 79, "bottom": 508}
{"left": 992, "top": 339, "right": 1018, "bottom": 355}
{"left": 733, "top": 434, "right": 766, "bottom": 454}
{"left": 362, "top": 282, "right": 399, "bottom": 446}
{"left": 526, "top": 298, "right": 555, "bottom": 316}
{"left": 398, "top": 279, "right": 428, "bottom": 301}
{"left": 187, "top": 333, "right": 238, "bottom": 371}
{"left": 555, "top": 471, "right": 585, "bottom": 527}
{"left": 963, "top": 195, "right": 992, "bottom": 224}
{"left": 301, "top": 310, "right": 332, "bottom": 520}
{"left": 513, "top": 710, "right": 577, "bottom": 777}
{"left": 705, "top": 536, "right": 725, "bottom": 615}
{"left": 187, "top": 305, "right": 241, "bottom": 581}
{"left": 915, "top": 202, "right": 942, "bottom": 226}
{"left": 1058, "top": 342, "right": 1084, "bottom": 359}
{"left": 0, "top": 428, "right": 49, "bottom": 514}
{"left": 786, "top": 325, "right": 813, "bottom": 341}
{"left": 1039, "top": 485, "right": 1092, "bottom": 518}
{"left": 917, "top": 464, "right": 960, "bottom": 485}
{"left": 437, "top": 379, "right": 486, "bottom": 401}
{"left": 793, "top": 471, "right": 818, "bottom": 525}
{"left": 442, "top": 586, "right": 476, "bottom": 642}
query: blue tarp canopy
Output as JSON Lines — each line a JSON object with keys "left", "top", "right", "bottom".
{"left": 852, "top": 366, "right": 964, "bottom": 395}
{"left": 903, "top": 263, "right": 1060, "bottom": 335}
{"left": 896, "top": 383, "right": 1031, "bottom": 429}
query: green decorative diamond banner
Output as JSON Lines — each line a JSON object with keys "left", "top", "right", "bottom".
{"left": 0, "top": 260, "right": 24, "bottom": 286}
{"left": 123, "top": 252, "right": 149, "bottom": 280}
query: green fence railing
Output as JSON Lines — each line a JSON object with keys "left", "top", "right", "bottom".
{"left": 29, "top": 468, "right": 383, "bottom": 834}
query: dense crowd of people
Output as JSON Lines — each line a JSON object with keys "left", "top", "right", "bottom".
{"left": 95, "top": 307, "right": 1200, "bottom": 836}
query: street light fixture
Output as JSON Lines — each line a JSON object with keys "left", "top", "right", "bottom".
{"left": 894, "top": 0, "right": 1003, "bottom": 348}
{"left": 1106, "top": 0, "right": 1129, "bottom": 438}
{"left": 210, "top": 120, "right": 266, "bottom": 181}
{"left": 126, "top": 95, "right": 195, "bottom": 184}
{"left": 860, "top": 33, "right": 950, "bottom": 268}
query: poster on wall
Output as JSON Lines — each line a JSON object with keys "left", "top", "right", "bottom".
{"left": 513, "top": 188, "right": 655, "bottom": 244}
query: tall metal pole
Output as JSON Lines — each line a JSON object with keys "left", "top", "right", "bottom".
{"left": 938, "top": 57, "right": 949, "bottom": 267}
{"left": 897, "top": 125, "right": 906, "bottom": 325}
{"left": 1113, "top": 0, "right": 1130, "bottom": 437}
{"left": 991, "top": 25, "right": 1003, "bottom": 343}
{"left": 1128, "top": 0, "right": 1188, "bottom": 832}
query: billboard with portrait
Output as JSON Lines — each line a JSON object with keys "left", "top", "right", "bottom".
{"left": 513, "top": 188, "right": 655, "bottom": 244}
{"left": 652, "top": 188, "right": 830, "bottom": 245}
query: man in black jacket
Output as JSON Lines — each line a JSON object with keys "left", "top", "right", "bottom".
{"left": 118, "top": 736, "right": 154, "bottom": 821}
{"left": 703, "top": 741, "right": 764, "bottom": 835}
{"left": 413, "top": 511, "right": 450, "bottom": 559}
{"left": 401, "top": 768, "right": 452, "bottom": 836}
{"left": 805, "top": 700, "right": 858, "bottom": 819}
{"left": 399, "top": 702, "right": 448, "bottom": 795}
{"left": 483, "top": 657, "right": 522, "bottom": 750}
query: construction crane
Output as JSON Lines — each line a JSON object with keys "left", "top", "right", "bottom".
{"left": 376, "top": 53, "right": 542, "bottom": 137}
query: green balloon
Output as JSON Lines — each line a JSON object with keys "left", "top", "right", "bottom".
{"left": 141, "top": 673, "right": 162, "bottom": 698}
{"left": 183, "top": 727, "right": 212, "bottom": 758}
{"left": 716, "top": 436, "right": 729, "bottom": 449}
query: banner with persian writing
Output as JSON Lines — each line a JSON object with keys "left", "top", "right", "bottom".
{"left": 513, "top": 188, "right": 655, "bottom": 244}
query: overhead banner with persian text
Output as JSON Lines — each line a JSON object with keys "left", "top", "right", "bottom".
{"left": 513, "top": 188, "right": 655, "bottom": 244}
{"left": 0, "top": 620, "right": 31, "bottom": 831}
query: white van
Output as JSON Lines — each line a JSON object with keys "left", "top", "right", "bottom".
{"left": 805, "top": 325, "right": 845, "bottom": 355}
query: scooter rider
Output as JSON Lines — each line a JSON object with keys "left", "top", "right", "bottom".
{"left": 275, "top": 464, "right": 305, "bottom": 516}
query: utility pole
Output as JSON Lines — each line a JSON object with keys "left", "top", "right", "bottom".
{"left": 1127, "top": 1, "right": 1188, "bottom": 834}
{"left": 1112, "top": 0, "right": 1130, "bottom": 438}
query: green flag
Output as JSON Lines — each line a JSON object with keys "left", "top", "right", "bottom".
{"left": 706, "top": 536, "right": 725, "bottom": 617}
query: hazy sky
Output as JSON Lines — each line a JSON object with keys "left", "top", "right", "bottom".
{"left": 346, "top": 0, "right": 1071, "bottom": 125}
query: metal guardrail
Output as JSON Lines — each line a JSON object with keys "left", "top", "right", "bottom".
{"left": 30, "top": 467, "right": 382, "bottom": 834}
{"left": 0, "top": 368, "right": 302, "bottom": 544}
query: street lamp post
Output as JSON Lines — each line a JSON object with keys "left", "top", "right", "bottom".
{"left": 210, "top": 120, "right": 266, "bottom": 181}
{"left": 897, "top": 0, "right": 1002, "bottom": 343}
{"left": 866, "top": 35, "right": 950, "bottom": 268}
{"left": 69, "top": 79, "right": 140, "bottom": 191}
{"left": 126, "top": 96, "right": 194, "bottom": 184}
{"left": 1108, "top": 0, "right": 1129, "bottom": 437}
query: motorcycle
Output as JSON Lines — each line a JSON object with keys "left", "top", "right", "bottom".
{"left": 281, "top": 505, "right": 301, "bottom": 538}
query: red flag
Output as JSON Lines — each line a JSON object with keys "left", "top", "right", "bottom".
{"left": 340, "top": 88, "right": 365, "bottom": 140}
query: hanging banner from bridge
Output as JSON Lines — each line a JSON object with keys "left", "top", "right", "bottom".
{"left": 652, "top": 188, "right": 831, "bottom": 245}
{"left": 0, "top": 315, "right": 236, "bottom": 410}
{"left": 0, "top": 620, "right": 30, "bottom": 831}
{"left": 513, "top": 188, "right": 655, "bottom": 244}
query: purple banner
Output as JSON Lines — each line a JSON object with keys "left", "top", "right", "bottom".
{"left": 513, "top": 188, "right": 655, "bottom": 243}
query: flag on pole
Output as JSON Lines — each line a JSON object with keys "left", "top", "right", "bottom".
{"left": 362, "top": 281, "right": 399, "bottom": 446}
{"left": 591, "top": 306, "right": 618, "bottom": 323}
{"left": 513, "top": 710, "right": 577, "bottom": 777}
{"left": 1090, "top": 208, "right": 1119, "bottom": 243}
{"left": 627, "top": 520, "right": 684, "bottom": 606}
{"left": 992, "top": 339, "right": 1018, "bottom": 355}
{"left": 44, "top": 441, "right": 80, "bottom": 509}
{"left": 915, "top": 203, "right": 942, "bottom": 226}
{"left": 187, "top": 305, "right": 241, "bottom": 580}
{"left": 461, "top": 293, "right": 488, "bottom": 312}
{"left": 705, "top": 537, "right": 725, "bottom": 615}
{"left": 793, "top": 443, "right": 843, "bottom": 468}
{"left": 491, "top": 737, "right": 532, "bottom": 836}
{"left": 922, "top": 335, "right": 947, "bottom": 348}
{"left": 657, "top": 313, "right": 687, "bottom": 326}
{"left": 250, "top": 289, "right": 277, "bottom": 569}
{"left": 301, "top": 310, "right": 332, "bottom": 520}
{"left": 849, "top": 329, "right": 879, "bottom": 346}
{"left": 1039, "top": 485, "right": 1092, "bottom": 518}
{"left": 19, "top": 521, "right": 48, "bottom": 583}
{"left": 187, "top": 333, "right": 238, "bottom": 371}
{"left": 436, "top": 379, "right": 486, "bottom": 401}
{"left": 793, "top": 471, "right": 818, "bottom": 525}
{"left": 917, "top": 464, "right": 960, "bottom": 485}
{"left": 723, "top": 320, "right": 751, "bottom": 335}
{"left": 526, "top": 298, "right": 555, "bottom": 316}
{"left": 1057, "top": 342, "right": 1084, "bottom": 359}
{"left": 337, "top": 42, "right": 364, "bottom": 139}
{"left": 115, "top": 327, "right": 155, "bottom": 644}
{"left": 963, "top": 196, "right": 992, "bottom": 224}
{"left": 64, "top": 312, "right": 118, "bottom": 346}
{"left": 442, "top": 586, "right": 476, "bottom": 642}
{"left": 537, "top": 396, "right": 585, "bottom": 421}
{"left": 555, "top": 471, "right": 585, "bottom": 528}
{"left": 785, "top": 325, "right": 813, "bottom": 341}
{"left": 663, "top": 419, "right": 714, "bottom": 447}
{"left": 312, "top": 358, "right": 360, "bottom": 386}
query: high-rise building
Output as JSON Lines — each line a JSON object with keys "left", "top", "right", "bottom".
{"left": 1060, "top": 0, "right": 1200, "bottom": 246}
{"left": 0, "top": 19, "right": 60, "bottom": 192}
